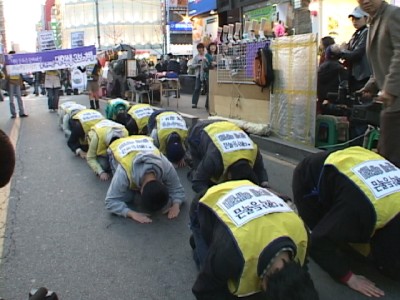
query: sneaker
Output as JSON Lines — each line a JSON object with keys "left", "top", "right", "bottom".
{"left": 192, "top": 104, "right": 197, "bottom": 108}
{"left": 19, "top": 114, "right": 28, "bottom": 118}
{"left": 11, "top": 115, "right": 16, "bottom": 119}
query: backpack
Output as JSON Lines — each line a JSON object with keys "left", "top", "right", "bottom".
{"left": 253, "top": 44, "right": 274, "bottom": 92}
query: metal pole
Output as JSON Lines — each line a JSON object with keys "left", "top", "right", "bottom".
{"left": 95, "top": 0, "right": 101, "bottom": 49}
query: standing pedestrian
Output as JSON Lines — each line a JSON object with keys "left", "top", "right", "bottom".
{"left": 190, "top": 43, "right": 211, "bottom": 109}
{"left": 340, "top": 6, "right": 371, "bottom": 93}
{"left": 79, "top": 59, "right": 102, "bottom": 109}
{"left": 357, "top": 0, "right": 400, "bottom": 168}
{"left": 44, "top": 69, "right": 61, "bottom": 112}
{"left": 33, "top": 71, "right": 46, "bottom": 96}
{"left": 4, "top": 51, "right": 28, "bottom": 118}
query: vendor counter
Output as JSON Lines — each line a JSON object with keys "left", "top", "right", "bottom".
{"left": 208, "top": 70, "right": 270, "bottom": 124}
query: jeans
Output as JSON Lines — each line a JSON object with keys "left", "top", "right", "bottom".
{"left": 191, "top": 76, "right": 202, "bottom": 106}
{"left": 47, "top": 88, "right": 60, "bottom": 110}
{"left": 9, "top": 83, "right": 25, "bottom": 116}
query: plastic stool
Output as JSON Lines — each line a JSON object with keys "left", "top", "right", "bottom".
{"left": 315, "top": 115, "right": 349, "bottom": 149}
{"left": 366, "top": 129, "right": 380, "bottom": 150}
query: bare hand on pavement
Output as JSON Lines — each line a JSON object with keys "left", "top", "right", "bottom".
{"left": 79, "top": 151, "right": 87, "bottom": 159}
{"left": 164, "top": 203, "right": 180, "bottom": 219}
{"left": 127, "top": 211, "right": 152, "bottom": 224}
{"left": 175, "top": 158, "right": 186, "bottom": 168}
{"left": 347, "top": 274, "right": 384, "bottom": 298}
{"left": 99, "top": 172, "right": 110, "bottom": 181}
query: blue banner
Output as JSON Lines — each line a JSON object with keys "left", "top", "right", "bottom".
{"left": 5, "top": 45, "right": 97, "bottom": 75}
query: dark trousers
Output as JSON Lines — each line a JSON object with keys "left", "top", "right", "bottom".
{"left": 378, "top": 109, "right": 400, "bottom": 168}
{"left": 191, "top": 76, "right": 202, "bottom": 106}
{"left": 47, "top": 88, "right": 60, "bottom": 110}
{"left": 189, "top": 200, "right": 209, "bottom": 270}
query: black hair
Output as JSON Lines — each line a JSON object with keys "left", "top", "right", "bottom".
{"left": 207, "top": 42, "right": 218, "bottom": 55}
{"left": 141, "top": 180, "right": 169, "bottom": 212}
{"left": 197, "top": 43, "right": 205, "bottom": 50}
{"left": 321, "top": 36, "right": 335, "bottom": 50}
{"left": 263, "top": 260, "right": 319, "bottom": 300}
{"left": 115, "top": 111, "right": 128, "bottom": 125}
{"left": 0, "top": 130, "right": 15, "bottom": 188}
{"left": 227, "top": 159, "right": 259, "bottom": 185}
{"left": 70, "top": 119, "right": 85, "bottom": 139}
{"left": 125, "top": 115, "right": 139, "bottom": 135}
{"left": 166, "top": 132, "right": 185, "bottom": 163}
{"left": 109, "top": 136, "right": 121, "bottom": 146}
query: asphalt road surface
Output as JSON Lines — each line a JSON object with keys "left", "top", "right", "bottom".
{"left": 0, "top": 93, "right": 399, "bottom": 299}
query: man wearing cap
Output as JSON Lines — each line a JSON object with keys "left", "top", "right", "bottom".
{"left": 340, "top": 6, "right": 371, "bottom": 93}
{"left": 67, "top": 109, "right": 104, "bottom": 159}
{"left": 147, "top": 109, "right": 188, "bottom": 167}
{"left": 292, "top": 146, "right": 400, "bottom": 297}
{"left": 190, "top": 180, "right": 318, "bottom": 300}
{"left": 105, "top": 135, "right": 185, "bottom": 223}
{"left": 86, "top": 119, "right": 129, "bottom": 181}
{"left": 187, "top": 120, "right": 269, "bottom": 193}
{"left": 357, "top": 0, "right": 400, "bottom": 168}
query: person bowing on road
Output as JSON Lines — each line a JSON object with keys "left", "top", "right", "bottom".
{"left": 105, "top": 135, "right": 185, "bottom": 223}
{"left": 189, "top": 180, "right": 319, "bottom": 300}
{"left": 148, "top": 109, "right": 188, "bottom": 168}
{"left": 86, "top": 119, "right": 128, "bottom": 181}
{"left": 292, "top": 146, "right": 400, "bottom": 297}
{"left": 67, "top": 109, "right": 104, "bottom": 159}
{"left": 187, "top": 119, "right": 269, "bottom": 193}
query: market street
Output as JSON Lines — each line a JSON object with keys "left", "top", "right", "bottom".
{"left": 0, "top": 92, "right": 399, "bottom": 299}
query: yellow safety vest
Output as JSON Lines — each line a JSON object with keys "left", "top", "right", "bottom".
{"left": 325, "top": 146, "right": 400, "bottom": 255}
{"left": 89, "top": 119, "right": 128, "bottom": 156}
{"left": 9, "top": 74, "right": 20, "bottom": 80}
{"left": 108, "top": 136, "right": 160, "bottom": 189}
{"left": 59, "top": 101, "right": 76, "bottom": 111}
{"left": 45, "top": 70, "right": 59, "bottom": 76}
{"left": 127, "top": 104, "right": 154, "bottom": 134}
{"left": 72, "top": 109, "right": 104, "bottom": 145}
{"left": 204, "top": 121, "right": 258, "bottom": 183}
{"left": 200, "top": 180, "right": 308, "bottom": 297}
{"left": 155, "top": 111, "right": 188, "bottom": 154}
{"left": 64, "top": 104, "right": 86, "bottom": 115}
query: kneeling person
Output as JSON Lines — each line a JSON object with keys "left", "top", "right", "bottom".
{"left": 148, "top": 109, "right": 188, "bottom": 167}
{"left": 125, "top": 103, "right": 154, "bottom": 135}
{"left": 292, "top": 146, "right": 400, "bottom": 297}
{"left": 67, "top": 109, "right": 104, "bottom": 158}
{"left": 105, "top": 98, "right": 130, "bottom": 121}
{"left": 59, "top": 102, "right": 86, "bottom": 138}
{"left": 105, "top": 136, "right": 185, "bottom": 223}
{"left": 190, "top": 180, "right": 318, "bottom": 300}
{"left": 188, "top": 120, "right": 269, "bottom": 193}
{"left": 86, "top": 119, "right": 128, "bottom": 181}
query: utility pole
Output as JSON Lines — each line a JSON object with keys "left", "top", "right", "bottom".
{"left": 95, "top": 0, "right": 101, "bottom": 49}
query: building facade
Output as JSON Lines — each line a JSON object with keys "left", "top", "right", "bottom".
{"left": 59, "top": 0, "right": 163, "bottom": 54}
